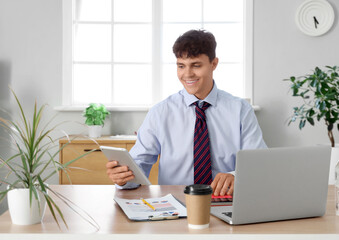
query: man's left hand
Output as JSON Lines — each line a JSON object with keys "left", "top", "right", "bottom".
{"left": 211, "top": 173, "right": 234, "bottom": 196}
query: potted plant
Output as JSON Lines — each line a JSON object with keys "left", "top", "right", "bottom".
{"left": 285, "top": 65, "right": 339, "bottom": 187}
{"left": 0, "top": 89, "right": 98, "bottom": 228}
{"left": 83, "top": 103, "right": 110, "bottom": 138}
{"left": 285, "top": 66, "right": 339, "bottom": 147}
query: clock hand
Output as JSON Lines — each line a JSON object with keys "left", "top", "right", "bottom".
{"left": 313, "top": 16, "right": 319, "bottom": 29}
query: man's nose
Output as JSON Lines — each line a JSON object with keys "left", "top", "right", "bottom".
{"left": 183, "top": 67, "right": 194, "bottom": 77}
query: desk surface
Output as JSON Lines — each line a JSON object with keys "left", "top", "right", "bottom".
{"left": 0, "top": 185, "right": 339, "bottom": 236}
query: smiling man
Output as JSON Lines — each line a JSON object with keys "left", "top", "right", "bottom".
{"left": 176, "top": 55, "right": 217, "bottom": 100}
{"left": 106, "top": 29, "right": 267, "bottom": 196}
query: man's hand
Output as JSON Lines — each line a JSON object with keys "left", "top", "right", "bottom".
{"left": 106, "top": 161, "right": 135, "bottom": 186}
{"left": 211, "top": 173, "right": 234, "bottom": 196}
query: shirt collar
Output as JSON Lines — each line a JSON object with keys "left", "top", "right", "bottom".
{"left": 182, "top": 81, "right": 218, "bottom": 107}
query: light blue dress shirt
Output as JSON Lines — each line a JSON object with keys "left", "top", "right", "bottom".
{"left": 124, "top": 82, "right": 267, "bottom": 188}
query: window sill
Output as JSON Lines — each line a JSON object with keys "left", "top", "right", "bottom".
{"left": 54, "top": 105, "right": 261, "bottom": 112}
{"left": 252, "top": 105, "right": 261, "bottom": 111}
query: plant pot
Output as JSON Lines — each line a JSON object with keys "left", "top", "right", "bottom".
{"left": 88, "top": 125, "right": 103, "bottom": 138}
{"left": 333, "top": 147, "right": 339, "bottom": 216}
{"left": 330, "top": 146, "right": 339, "bottom": 185}
{"left": 7, "top": 187, "right": 47, "bottom": 225}
{"left": 317, "top": 144, "right": 339, "bottom": 184}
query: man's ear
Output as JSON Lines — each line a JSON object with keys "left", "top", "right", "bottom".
{"left": 212, "top": 57, "right": 219, "bottom": 70}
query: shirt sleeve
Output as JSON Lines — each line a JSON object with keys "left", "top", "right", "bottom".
{"left": 117, "top": 108, "right": 160, "bottom": 190}
{"left": 240, "top": 102, "right": 267, "bottom": 150}
{"left": 129, "top": 107, "right": 161, "bottom": 178}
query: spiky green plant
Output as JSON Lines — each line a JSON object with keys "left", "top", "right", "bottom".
{"left": 0, "top": 89, "right": 99, "bottom": 229}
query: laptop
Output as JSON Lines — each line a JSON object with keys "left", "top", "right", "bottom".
{"left": 210, "top": 146, "right": 331, "bottom": 225}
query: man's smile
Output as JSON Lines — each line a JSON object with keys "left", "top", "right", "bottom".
{"left": 183, "top": 79, "right": 199, "bottom": 85}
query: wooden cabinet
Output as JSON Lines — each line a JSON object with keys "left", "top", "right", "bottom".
{"left": 59, "top": 136, "right": 159, "bottom": 185}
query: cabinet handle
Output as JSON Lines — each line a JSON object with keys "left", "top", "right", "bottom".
{"left": 84, "top": 149, "right": 101, "bottom": 152}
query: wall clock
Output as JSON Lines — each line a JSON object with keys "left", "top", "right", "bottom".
{"left": 295, "top": 0, "right": 335, "bottom": 36}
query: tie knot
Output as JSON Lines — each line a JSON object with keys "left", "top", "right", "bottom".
{"left": 194, "top": 101, "right": 210, "bottom": 120}
{"left": 194, "top": 101, "right": 210, "bottom": 111}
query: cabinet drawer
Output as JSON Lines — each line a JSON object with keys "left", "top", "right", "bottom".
{"left": 126, "top": 143, "right": 135, "bottom": 151}
{"left": 59, "top": 137, "right": 158, "bottom": 185}
{"left": 60, "top": 143, "right": 126, "bottom": 185}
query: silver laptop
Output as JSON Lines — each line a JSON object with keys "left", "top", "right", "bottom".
{"left": 210, "top": 146, "right": 331, "bottom": 225}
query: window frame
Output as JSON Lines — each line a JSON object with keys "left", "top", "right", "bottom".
{"left": 59, "top": 0, "right": 253, "bottom": 111}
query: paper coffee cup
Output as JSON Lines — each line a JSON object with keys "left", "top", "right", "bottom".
{"left": 184, "top": 184, "right": 213, "bottom": 229}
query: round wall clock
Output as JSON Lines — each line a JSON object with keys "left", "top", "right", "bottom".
{"left": 295, "top": 0, "right": 335, "bottom": 36}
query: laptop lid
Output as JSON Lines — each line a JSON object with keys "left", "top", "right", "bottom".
{"left": 211, "top": 146, "right": 331, "bottom": 225}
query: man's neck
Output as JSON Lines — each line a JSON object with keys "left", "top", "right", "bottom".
{"left": 194, "top": 81, "right": 214, "bottom": 100}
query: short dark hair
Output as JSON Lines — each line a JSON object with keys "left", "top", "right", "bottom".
{"left": 172, "top": 29, "right": 217, "bottom": 62}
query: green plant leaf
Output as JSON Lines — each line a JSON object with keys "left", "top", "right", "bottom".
{"left": 307, "top": 118, "right": 314, "bottom": 126}
{"left": 310, "top": 79, "right": 317, "bottom": 87}
{"left": 47, "top": 187, "right": 99, "bottom": 230}
{"left": 299, "top": 119, "right": 306, "bottom": 129}
{"left": 309, "top": 109, "right": 315, "bottom": 117}
{"left": 319, "top": 101, "right": 326, "bottom": 111}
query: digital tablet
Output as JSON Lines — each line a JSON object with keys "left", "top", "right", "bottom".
{"left": 100, "top": 146, "right": 151, "bottom": 185}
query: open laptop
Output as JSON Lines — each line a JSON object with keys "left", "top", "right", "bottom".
{"left": 210, "top": 146, "right": 331, "bottom": 225}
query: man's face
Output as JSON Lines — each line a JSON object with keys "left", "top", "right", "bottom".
{"left": 176, "top": 54, "right": 218, "bottom": 100}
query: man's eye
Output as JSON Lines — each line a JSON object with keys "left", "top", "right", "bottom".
{"left": 177, "top": 65, "right": 184, "bottom": 69}
{"left": 193, "top": 65, "right": 201, "bottom": 68}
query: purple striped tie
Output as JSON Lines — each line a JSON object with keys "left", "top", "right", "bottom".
{"left": 193, "top": 101, "right": 212, "bottom": 185}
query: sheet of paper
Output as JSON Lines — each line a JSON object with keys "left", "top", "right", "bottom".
{"left": 110, "top": 135, "right": 137, "bottom": 140}
{"left": 114, "top": 194, "right": 187, "bottom": 221}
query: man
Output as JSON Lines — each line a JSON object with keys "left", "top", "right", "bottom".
{"left": 106, "top": 29, "right": 266, "bottom": 196}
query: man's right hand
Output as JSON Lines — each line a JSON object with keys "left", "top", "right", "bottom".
{"left": 106, "top": 161, "right": 135, "bottom": 186}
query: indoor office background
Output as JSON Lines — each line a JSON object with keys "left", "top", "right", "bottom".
{"left": 0, "top": 0, "right": 339, "bottom": 215}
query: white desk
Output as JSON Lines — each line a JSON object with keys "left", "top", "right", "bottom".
{"left": 0, "top": 185, "right": 339, "bottom": 240}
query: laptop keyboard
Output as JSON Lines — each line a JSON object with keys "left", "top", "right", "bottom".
{"left": 222, "top": 212, "right": 232, "bottom": 218}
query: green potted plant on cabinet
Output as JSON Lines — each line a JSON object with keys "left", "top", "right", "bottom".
{"left": 0, "top": 90, "right": 98, "bottom": 228}
{"left": 285, "top": 66, "right": 339, "bottom": 199}
{"left": 83, "top": 103, "right": 110, "bottom": 138}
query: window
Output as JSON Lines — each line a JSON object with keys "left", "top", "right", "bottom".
{"left": 62, "top": 0, "right": 253, "bottom": 110}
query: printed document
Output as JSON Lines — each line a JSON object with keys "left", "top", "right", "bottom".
{"left": 114, "top": 194, "right": 187, "bottom": 221}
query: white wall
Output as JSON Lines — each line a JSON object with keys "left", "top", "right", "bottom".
{"left": 254, "top": 0, "right": 339, "bottom": 147}
{"left": 0, "top": 0, "right": 338, "bottom": 214}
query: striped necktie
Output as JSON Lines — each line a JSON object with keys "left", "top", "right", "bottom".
{"left": 193, "top": 101, "right": 212, "bottom": 185}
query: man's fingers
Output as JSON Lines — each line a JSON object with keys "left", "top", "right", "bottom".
{"left": 210, "top": 180, "right": 217, "bottom": 191}
{"left": 211, "top": 173, "right": 225, "bottom": 196}
{"left": 227, "top": 184, "right": 234, "bottom": 196}
{"left": 105, "top": 160, "right": 134, "bottom": 185}
{"left": 211, "top": 173, "right": 234, "bottom": 196}
{"left": 220, "top": 177, "right": 232, "bottom": 196}
{"left": 213, "top": 178, "right": 225, "bottom": 196}
{"left": 113, "top": 170, "right": 133, "bottom": 180}
{"left": 106, "top": 164, "right": 129, "bottom": 177}
{"left": 109, "top": 170, "right": 135, "bottom": 185}
{"left": 114, "top": 173, "right": 135, "bottom": 186}
{"left": 106, "top": 161, "right": 119, "bottom": 168}
{"left": 111, "top": 165, "right": 129, "bottom": 174}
